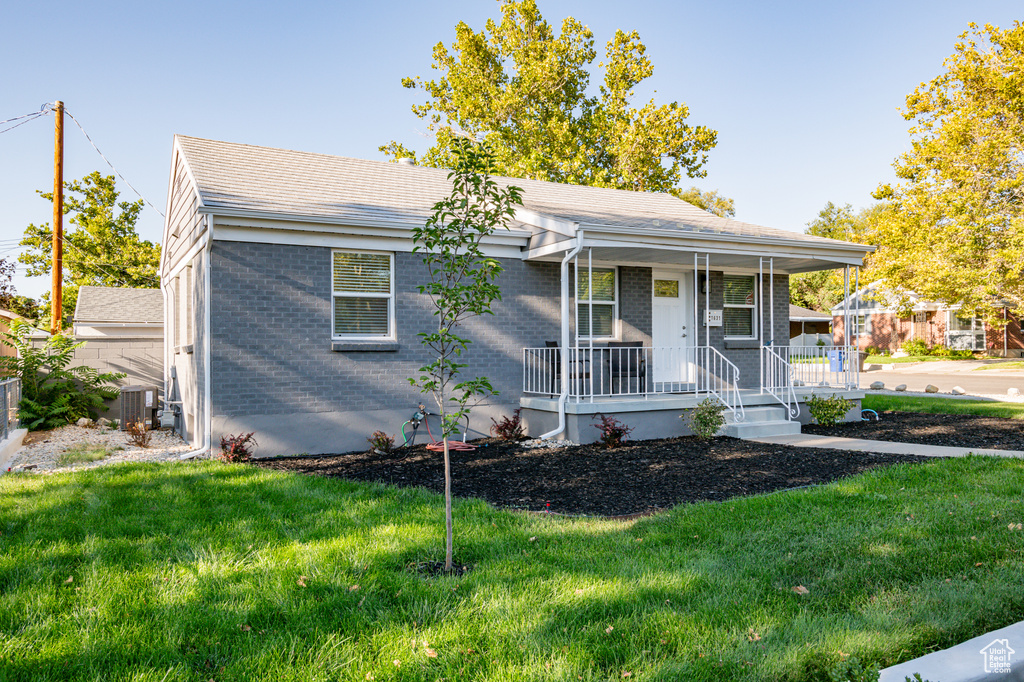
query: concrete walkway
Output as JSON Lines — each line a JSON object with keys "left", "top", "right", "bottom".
{"left": 753, "top": 432, "right": 1024, "bottom": 459}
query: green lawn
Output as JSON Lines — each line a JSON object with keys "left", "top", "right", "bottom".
{"left": 864, "top": 355, "right": 959, "bottom": 364}
{"left": 975, "top": 361, "right": 1024, "bottom": 371}
{"left": 2, "top": 460, "right": 1024, "bottom": 680}
{"left": 862, "top": 394, "right": 1024, "bottom": 420}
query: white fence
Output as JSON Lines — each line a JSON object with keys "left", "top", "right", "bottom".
{"left": 790, "top": 333, "right": 833, "bottom": 347}
{"left": 1, "top": 378, "right": 20, "bottom": 441}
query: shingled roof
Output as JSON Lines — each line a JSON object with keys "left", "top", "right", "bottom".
{"left": 73, "top": 286, "right": 163, "bottom": 324}
{"left": 174, "top": 135, "right": 860, "bottom": 248}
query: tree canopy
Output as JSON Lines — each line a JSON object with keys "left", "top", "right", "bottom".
{"left": 678, "top": 187, "right": 735, "bottom": 218}
{"left": 790, "top": 202, "right": 883, "bottom": 312}
{"left": 19, "top": 172, "right": 160, "bottom": 327}
{"left": 381, "top": 0, "right": 718, "bottom": 197}
{"left": 870, "top": 22, "right": 1024, "bottom": 321}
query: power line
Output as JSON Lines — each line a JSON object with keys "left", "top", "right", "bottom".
{"left": 63, "top": 108, "right": 165, "bottom": 218}
{"left": 0, "top": 108, "right": 49, "bottom": 135}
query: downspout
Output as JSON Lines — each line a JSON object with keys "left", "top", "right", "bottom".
{"left": 180, "top": 232, "right": 214, "bottom": 459}
{"left": 540, "top": 230, "right": 584, "bottom": 440}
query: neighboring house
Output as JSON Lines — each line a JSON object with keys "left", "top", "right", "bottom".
{"left": 0, "top": 309, "right": 24, "bottom": 358}
{"left": 161, "top": 135, "right": 873, "bottom": 457}
{"left": 832, "top": 282, "right": 1024, "bottom": 356}
{"left": 71, "top": 286, "right": 164, "bottom": 419}
{"left": 789, "top": 304, "right": 831, "bottom": 346}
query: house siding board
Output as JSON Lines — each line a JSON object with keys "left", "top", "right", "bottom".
{"left": 209, "top": 241, "right": 561, "bottom": 422}
{"left": 164, "top": 154, "right": 205, "bottom": 273}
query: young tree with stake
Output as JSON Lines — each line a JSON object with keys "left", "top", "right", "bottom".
{"left": 410, "top": 138, "right": 522, "bottom": 572}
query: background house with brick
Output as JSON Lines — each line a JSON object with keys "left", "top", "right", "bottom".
{"left": 161, "top": 136, "right": 872, "bottom": 457}
{"left": 71, "top": 286, "right": 164, "bottom": 419}
{"left": 832, "top": 282, "right": 1024, "bottom": 356}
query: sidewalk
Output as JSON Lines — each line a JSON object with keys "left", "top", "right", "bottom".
{"left": 753, "top": 432, "right": 1024, "bottom": 459}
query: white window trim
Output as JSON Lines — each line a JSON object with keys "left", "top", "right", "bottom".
{"left": 575, "top": 265, "right": 619, "bottom": 342}
{"left": 852, "top": 314, "right": 868, "bottom": 338}
{"left": 723, "top": 273, "right": 758, "bottom": 340}
{"left": 331, "top": 249, "right": 396, "bottom": 341}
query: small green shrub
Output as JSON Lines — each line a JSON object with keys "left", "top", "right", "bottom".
{"left": 806, "top": 393, "right": 854, "bottom": 426}
{"left": 0, "top": 320, "right": 124, "bottom": 430}
{"left": 220, "top": 432, "right": 258, "bottom": 462}
{"left": 686, "top": 397, "right": 726, "bottom": 439}
{"left": 865, "top": 345, "right": 879, "bottom": 356}
{"left": 900, "top": 339, "right": 929, "bottom": 356}
{"left": 816, "top": 338, "right": 827, "bottom": 347}
{"left": 490, "top": 409, "right": 525, "bottom": 441}
{"left": 827, "top": 656, "right": 880, "bottom": 682}
{"left": 593, "top": 414, "right": 633, "bottom": 448}
{"left": 367, "top": 430, "right": 396, "bottom": 453}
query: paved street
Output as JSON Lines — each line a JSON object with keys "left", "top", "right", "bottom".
{"left": 858, "top": 360, "right": 1024, "bottom": 396}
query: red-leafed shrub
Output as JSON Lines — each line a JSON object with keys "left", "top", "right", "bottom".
{"left": 593, "top": 414, "right": 633, "bottom": 448}
{"left": 220, "top": 432, "right": 258, "bottom": 462}
{"left": 490, "top": 409, "right": 525, "bottom": 441}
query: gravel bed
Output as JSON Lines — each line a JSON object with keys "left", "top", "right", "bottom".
{"left": 6, "top": 425, "right": 197, "bottom": 474}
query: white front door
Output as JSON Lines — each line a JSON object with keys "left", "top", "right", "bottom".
{"left": 652, "top": 270, "right": 695, "bottom": 387}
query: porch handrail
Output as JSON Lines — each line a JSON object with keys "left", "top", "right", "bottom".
{"left": 695, "top": 345, "right": 745, "bottom": 422}
{"left": 0, "top": 377, "right": 20, "bottom": 442}
{"left": 761, "top": 345, "right": 799, "bottom": 420}
{"left": 521, "top": 345, "right": 744, "bottom": 421}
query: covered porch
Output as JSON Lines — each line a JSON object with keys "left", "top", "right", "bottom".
{"left": 516, "top": 221, "right": 870, "bottom": 441}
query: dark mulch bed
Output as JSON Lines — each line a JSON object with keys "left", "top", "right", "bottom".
{"left": 805, "top": 410, "right": 1024, "bottom": 451}
{"left": 254, "top": 437, "right": 930, "bottom": 517}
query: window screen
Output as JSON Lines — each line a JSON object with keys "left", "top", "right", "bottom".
{"left": 723, "top": 274, "right": 755, "bottom": 337}
{"left": 577, "top": 267, "right": 616, "bottom": 338}
{"left": 332, "top": 252, "right": 393, "bottom": 337}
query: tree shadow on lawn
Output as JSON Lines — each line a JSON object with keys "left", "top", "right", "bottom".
{"left": 2, "top": 459, "right": 1024, "bottom": 680}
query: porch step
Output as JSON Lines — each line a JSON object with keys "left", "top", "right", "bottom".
{"left": 721, "top": 405, "right": 802, "bottom": 439}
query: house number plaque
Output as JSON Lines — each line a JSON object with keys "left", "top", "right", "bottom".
{"left": 705, "top": 310, "right": 723, "bottom": 327}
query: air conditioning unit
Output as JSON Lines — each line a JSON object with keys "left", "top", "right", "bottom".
{"left": 120, "top": 386, "right": 160, "bottom": 430}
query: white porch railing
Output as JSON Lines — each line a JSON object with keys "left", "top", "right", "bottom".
{"left": 522, "top": 345, "right": 745, "bottom": 420}
{"left": 761, "top": 346, "right": 799, "bottom": 419}
{"left": 777, "top": 345, "right": 860, "bottom": 390}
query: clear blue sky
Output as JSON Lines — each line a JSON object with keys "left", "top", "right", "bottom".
{"left": 2, "top": 0, "right": 1021, "bottom": 299}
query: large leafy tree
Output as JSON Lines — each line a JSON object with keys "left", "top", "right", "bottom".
{"left": 870, "top": 22, "right": 1024, "bottom": 321}
{"left": 790, "top": 202, "right": 883, "bottom": 312}
{"left": 19, "top": 172, "right": 160, "bottom": 327}
{"left": 382, "top": 0, "right": 718, "bottom": 196}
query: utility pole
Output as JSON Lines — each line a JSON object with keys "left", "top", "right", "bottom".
{"left": 51, "top": 100, "right": 64, "bottom": 336}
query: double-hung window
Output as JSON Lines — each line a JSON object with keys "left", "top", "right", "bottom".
{"left": 332, "top": 251, "right": 394, "bottom": 339}
{"left": 576, "top": 267, "right": 617, "bottom": 339}
{"left": 723, "top": 274, "right": 756, "bottom": 338}
{"left": 852, "top": 314, "right": 868, "bottom": 338}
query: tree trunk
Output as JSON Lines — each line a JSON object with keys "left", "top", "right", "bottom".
{"left": 443, "top": 436, "right": 453, "bottom": 571}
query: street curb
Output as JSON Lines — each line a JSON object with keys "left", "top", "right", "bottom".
{"left": 880, "top": 619, "right": 1024, "bottom": 681}
{"left": 0, "top": 428, "right": 28, "bottom": 474}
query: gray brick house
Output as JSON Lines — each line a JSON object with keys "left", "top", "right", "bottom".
{"left": 161, "top": 136, "right": 872, "bottom": 457}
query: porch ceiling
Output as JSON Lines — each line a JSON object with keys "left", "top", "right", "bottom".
{"left": 555, "top": 245, "right": 859, "bottom": 274}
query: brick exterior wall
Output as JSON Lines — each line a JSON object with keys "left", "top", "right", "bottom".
{"left": 209, "top": 242, "right": 565, "bottom": 418}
